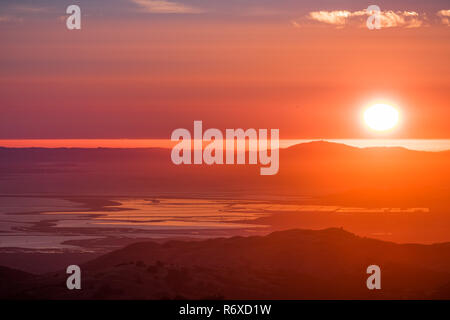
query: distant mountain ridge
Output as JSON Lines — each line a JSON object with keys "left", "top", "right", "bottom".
{"left": 1, "top": 141, "right": 449, "bottom": 202}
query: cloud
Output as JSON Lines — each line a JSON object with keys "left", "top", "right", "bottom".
{"left": 437, "top": 9, "right": 450, "bottom": 16}
{"left": 291, "top": 21, "right": 301, "bottom": 28}
{"left": 0, "top": 15, "right": 23, "bottom": 23}
{"left": 308, "top": 10, "right": 354, "bottom": 26}
{"left": 377, "top": 11, "right": 423, "bottom": 28}
{"left": 12, "top": 5, "right": 47, "bottom": 13}
{"left": 131, "top": 0, "right": 203, "bottom": 14}
{"left": 0, "top": 4, "right": 46, "bottom": 23}
{"left": 437, "top": 9, "right": 450, "bottom": 26}
{"left": 301, "top": 9, "right": 423, "bottom": 29}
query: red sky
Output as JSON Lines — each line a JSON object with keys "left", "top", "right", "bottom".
{"left": 0, "top": 1, "right": 449, "bottom": 139}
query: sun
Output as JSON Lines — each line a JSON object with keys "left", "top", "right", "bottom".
{"left": 364, "top": 103, "right": 399, "bottom": 131}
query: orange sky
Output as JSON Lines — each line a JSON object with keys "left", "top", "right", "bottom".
{"left": 0, "top": 1, "right": 449, "bottom": 139}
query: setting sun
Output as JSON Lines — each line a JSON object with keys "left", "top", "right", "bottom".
{"left": 364, "top": 103, "right": 399, "bottom": 132}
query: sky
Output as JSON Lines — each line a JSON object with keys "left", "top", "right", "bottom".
{"left": 0, "top": 0, "right": 449, "bottom": 139}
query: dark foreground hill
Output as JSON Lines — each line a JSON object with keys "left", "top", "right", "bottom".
{"left": 2, "top": 228, "right": 450, "bottom": 300}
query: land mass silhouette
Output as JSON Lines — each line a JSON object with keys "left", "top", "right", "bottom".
{"left": 1, "top": 141, "right": 449, "bottom": 299}
{"left": 1, "top": 228, "right": 450, "bottom": 299}
{"left": 0, "top": 141, "right": 449, "bottom": 208}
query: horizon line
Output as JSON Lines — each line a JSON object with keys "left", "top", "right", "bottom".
{"left": 1, "top": 139, "right": 450, "bottom": 152}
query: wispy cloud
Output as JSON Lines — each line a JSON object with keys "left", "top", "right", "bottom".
{"left": 377, "top": 10, "right": 423, "bottom": 28}
{"left": 437, "top": 9, "right": 450, "bottom": 26}
{"left": 291, "top": 21, "right": 301, "bottom": 28}
{"left": 131, "top": 0, "right": 204, "bottom": 14}
{"left": 297, "top": 9, "right": 424, "bottom": 29}
{"left": 308, "top": 10, "right": 359, "bottom": 26}
{"left": 12, "top": 5, "right": 47, "bottom": 13}
{"left": 0, "top": 15, "right": 23, "bottom": 23}
{"left": 0, "top": 4, "right": 46, "bottom": 23}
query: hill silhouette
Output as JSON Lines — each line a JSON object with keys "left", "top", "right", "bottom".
{"left": 0, "top": 142, "right": 449, "bottom": 209}
{"left": 2, "top": 228, "right": 450, "bottom": 299}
